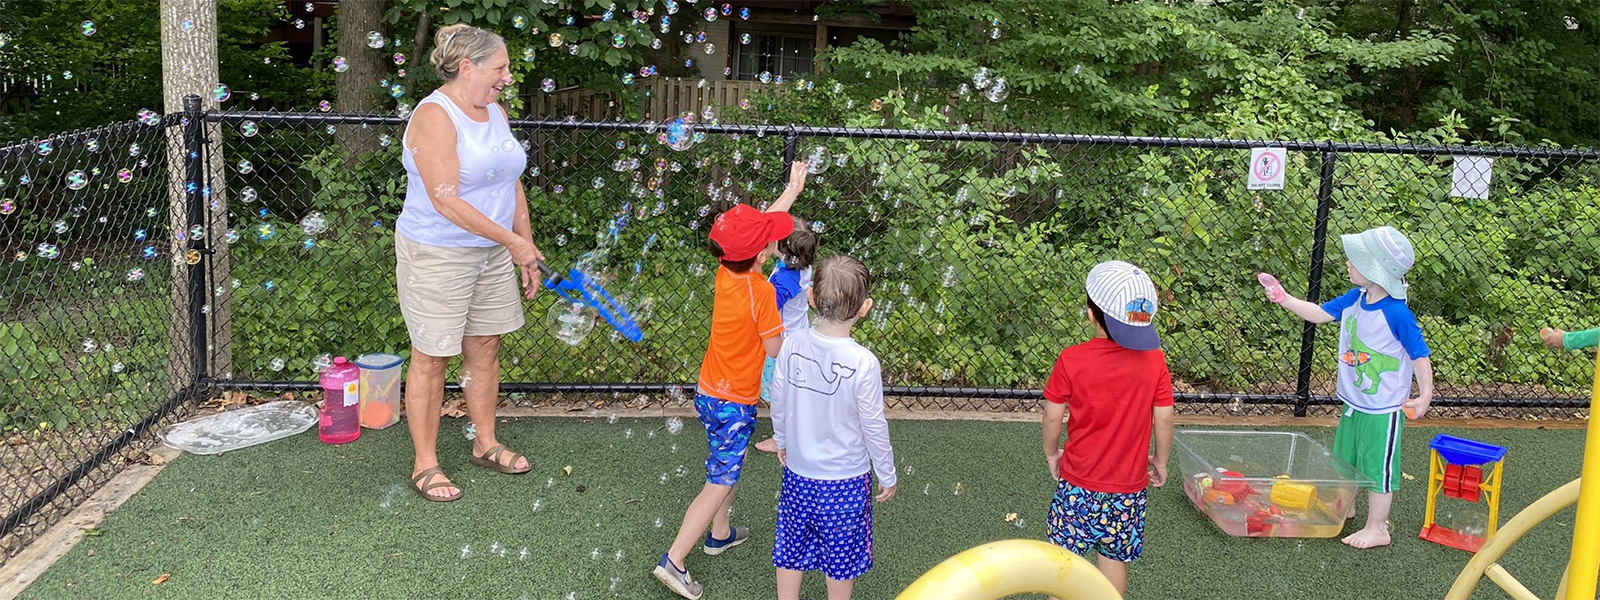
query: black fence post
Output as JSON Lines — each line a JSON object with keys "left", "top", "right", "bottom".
{"left": 183, "top": 94, "right": 208, "bottom": 383}
{"left": 782, "top": 127, "right": 797, "bottom": 186}
{"left": 1294, "top": 147, "right": 1338, "bottom": 416}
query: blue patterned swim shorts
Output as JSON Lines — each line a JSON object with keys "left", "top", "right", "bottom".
{"left": 694, "top": 393, "right": 758, "bottom": 486}
{"left": 773, "top": 467, "right": 874, "bottom": 581}
{"left": 1047, "top": 479, "right": 1148, "bottom": 562}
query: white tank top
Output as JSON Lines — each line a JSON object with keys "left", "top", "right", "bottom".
{"left": 396, "top": 90, "right": 528, "bottom": 248}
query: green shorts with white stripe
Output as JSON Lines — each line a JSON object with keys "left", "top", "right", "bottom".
{"left": 1333, "top": 405, "right": 1404, "bottom": 494}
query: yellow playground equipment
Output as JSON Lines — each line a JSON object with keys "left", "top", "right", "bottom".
{"left": 1444, "top": 354, "right": 1600, "bottom": 600}
{"left": 895, "top": 539, "right": 1121, "bottom": 600}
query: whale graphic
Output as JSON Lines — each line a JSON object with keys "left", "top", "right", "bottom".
{"left": 786, "top": 354, "right": 858, "bottom": 396}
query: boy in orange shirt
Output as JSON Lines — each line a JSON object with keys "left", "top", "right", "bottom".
{"left": 653, "top": 161, "right": 809, "bottom": 600}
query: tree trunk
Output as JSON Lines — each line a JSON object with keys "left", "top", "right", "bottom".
{"left": 413, "top": 9, "right": 432, "bottom": 67}
{"left": 1395, "top": 0, "right": 1417, "bottom": 129}
{"left": 160, "top": 0, "right": 232, "bottom": 392}
{"left": 336, "top": 0, "right": 388, "bottom": 164}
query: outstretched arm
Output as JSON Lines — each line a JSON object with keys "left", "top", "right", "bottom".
{"left": 766, "top": 161, "right": 808, "bottom": 214}
{"left": 1259, "top": 273, "right": 1335, "bottom": 324}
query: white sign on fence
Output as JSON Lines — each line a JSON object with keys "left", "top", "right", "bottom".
{"left": 1248, "top": 147, "right": 1287, "bottom": 190}
{"left": 1451, "top": 155, "right": 1494, "bottom": 200}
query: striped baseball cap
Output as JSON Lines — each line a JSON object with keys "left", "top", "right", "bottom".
{"left": 1086, "top": 261, "right": 1162, "bottom": 351}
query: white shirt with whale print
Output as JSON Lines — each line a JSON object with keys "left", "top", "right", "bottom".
{"left": 769, "top": 328, "right": 897, "bottom": 488}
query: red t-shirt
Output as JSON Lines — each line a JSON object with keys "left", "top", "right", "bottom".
{"left": 1044, "top": 337, "right": 1174, "bottom": 494}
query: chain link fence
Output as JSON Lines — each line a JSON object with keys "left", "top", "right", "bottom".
{"left": 0, "top": 100, "right": 207, "bottom": 561}
{"left": 3, "top": 96, "right": 1599, "bottom": 563}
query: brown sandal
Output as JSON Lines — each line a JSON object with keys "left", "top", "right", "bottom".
{"left": 470, "top": 443, "right": 532, "bottom": 474}
{"left": 411, "top": 466, "right": 462, "bottom": 502}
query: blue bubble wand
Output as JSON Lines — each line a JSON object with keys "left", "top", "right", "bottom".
{"left": 537, "top": 259, "right": 643, "bottom": 343}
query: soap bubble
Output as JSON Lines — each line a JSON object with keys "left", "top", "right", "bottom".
{"left": 240, "top": 187, "right": 258, "bottom": 202}
{"left": 704, "top": 43, "right": 715, "bottom": 54}
{"left": 36, "top": 243, "right": 60, "bottom": 260}
{"left": 740, "top": 33, "right": 751, "bottom": 45}
{"left": 126, "top": 268, "right": 144, "bottom": 282}
{"left": 704, "top": 7, "right": 717, "bottom": 21}
{"left": 255, "top": 223, "right": 277, "bottom": 241}
{"left": 240, "top": 121, "right": 259, "bottom": 137}
{"left": 464, "top": 421, "right": 477, "bottom": 440}
{"left": 621, "top": 73, "right": 635, "bottom": 85}
{"left": 224, "top": 229, "right": 240, "bottom": 244}
{"left": 511, "top": 14, "right": 528, "bottom": 29}
{"left": 80, "top": 20, "right": 97, "bottom": 35}
{"left": 300, "top": 212, "right": 328, "bottom": 235}
{"left": 804, "top": 146, "right": 830, "bottom": 175}
{"left": 389, "top": 84, "right": 405, "bottom": 98}
{"left": 659, "top": 117, "right": 695, "bottom": 151}
{"left": 189, "top": 225, "right": 206, "bottom": 240}
{"left": 332, "top": 56, "right": 348, "bottom": 72}
{"left": 665, "top": 416, "right": 683, "bottom": 434}
{"left": 37, "top": 141, "right": 52, "bottom": 156}
{"left": 269, "top": 357, "right": 285, "bottom": 371}
{"left": 741, "top": 7, "right": 751, "bottom": 19}
{"left": 0, "top": 200, "right": 13, "bottom": 215}
{"left": 541, "top": 78, "right": 556, "bottom": 93}
{"left": 548, "top": 301, "right": 596, "bottom": 345}
{"left": 973, "top": 67, "right": 991, "bottom": 90}
{"left": 612, "top": 33, "right": 627, "bottom": 48}
{"left": 52, "top": 220, "right": 68, "bottom": 234}
{"left": 986, "top": 78, "right": 1009, "bottom": 103}
{"left": 549, "top": 33, "right": 563, "bottom": 47}
{"left": 179, "top": 18, "right": 195, "bottom": 32}
{"left": 212, "top": 84, "right": 231, "bottom": 102}
{"left": 65, "top": 170, "right": 88, "bottom": 190}
{"left": 522, "top": 47, "right": 536, "bottom": 62}
{"left": 81, "top": 338, "right": 97, "bottom": 353}
{"left": 318, "top": 100, "right": 331, "bottom": 112}
{"left": 237, "top": 160, "right": 254, "bottom": 174}
{"left": 185, "top": 250, "right": 201, "bottom": 265}
{"left": 759, "top": 71, "right": 771, "bottom": 84}
{"left": 138, "top": 109, "right": 159, "bottom": 126}
{"left": 366, "top": 31, "right": 385, "bottom": 49}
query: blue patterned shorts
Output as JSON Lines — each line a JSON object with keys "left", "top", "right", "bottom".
{"left": 1047, "top": 480, "right": 1147, "bottom": 562}
{"left": 773, "top": 467, "right": 874, "bottom": 581}
{"left": 694, "top": 393, "right": 758, "bottom": 486}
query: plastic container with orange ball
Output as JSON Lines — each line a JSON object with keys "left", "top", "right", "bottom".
{"left": 355, "top": 353, "right": 403, "bottom": 429}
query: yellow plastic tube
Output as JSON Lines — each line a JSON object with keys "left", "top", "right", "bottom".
{"left": 896, "top": 539, "right": 1122, "bottom": 600}
{"left": 1563, "top": 355, "right": 1600, "bottom": 600}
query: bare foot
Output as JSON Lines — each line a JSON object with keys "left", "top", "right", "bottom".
{"left": 753, "top": 437, "right": 779, "bottom": 454}
{"left": 1342, "top": 525, "right": 1391, "bottom": 549}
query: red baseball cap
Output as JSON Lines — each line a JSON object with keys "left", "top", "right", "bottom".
{"left": 708, "top": 204, "right": 794, "bottom": 262}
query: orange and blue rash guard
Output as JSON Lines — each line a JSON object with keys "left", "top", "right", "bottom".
{"left": 697, "top": 265, "right": 784, "bottom": 405}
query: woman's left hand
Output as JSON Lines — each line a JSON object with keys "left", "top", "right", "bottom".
{"left": 512, "top": 236, "right": 545, "bottom": 298}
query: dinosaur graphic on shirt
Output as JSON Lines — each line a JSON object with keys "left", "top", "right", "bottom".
{"left": 1341, "top": 314, "right": 1401, "bottom": 396}
{"left": 786, "top": 354, "right": 858, "bottom": 396}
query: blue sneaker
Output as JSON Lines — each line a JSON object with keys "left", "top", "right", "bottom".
{"left": 702, "top": 525, "right": 749, "bottom": 556}
{"left": 652, "top": 553, "right": 702, "bottom": 599}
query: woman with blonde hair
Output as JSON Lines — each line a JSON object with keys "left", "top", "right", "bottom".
{"left": 397, "top": 23, "right": 542, "bottom": 502}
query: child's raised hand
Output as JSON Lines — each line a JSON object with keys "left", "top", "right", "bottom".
{"left": 1257, "top": 272, "right": 1288, "bottom": 304}
{"left": 1540, "top": 327, "right": 1566, "bottom": 349}
{"left": 876, "top": 483, "right": 897, "bottom": 503}
{"left": 785, "top": 160, "right": 809, "bottom": 192}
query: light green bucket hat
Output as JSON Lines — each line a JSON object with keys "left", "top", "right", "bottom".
{"left": 1341, "top": 226, "right": 1415, "bottom": 299}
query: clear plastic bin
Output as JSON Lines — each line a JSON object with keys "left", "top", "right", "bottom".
{"left": 355, "top": 353, "right": 403, "bottom": 429}
{"left": 1174, "top": 429, "right": 1372, "bottom": 538}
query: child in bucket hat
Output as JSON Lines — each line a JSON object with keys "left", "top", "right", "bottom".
{"left": 1258, "top": 225, "right": 1435, "bottom": 550}
{"left": 1040, "top": 261, "right": 1174, "bottom": 596}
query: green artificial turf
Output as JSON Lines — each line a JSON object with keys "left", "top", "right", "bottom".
{"left": 18, "top": 416, "right": 1589, "bottom": 600}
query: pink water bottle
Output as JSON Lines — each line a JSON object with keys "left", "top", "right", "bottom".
{"left": 319, "top": 357, "right": 361, "bottom": 444}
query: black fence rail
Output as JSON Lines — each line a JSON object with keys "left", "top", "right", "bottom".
{"left": 3, "top": 96, "right": 1599, "bottom": 563}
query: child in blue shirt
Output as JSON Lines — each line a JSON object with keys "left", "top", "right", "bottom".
{"left": 755, "top": 216, "right": 817, "bottom": 454}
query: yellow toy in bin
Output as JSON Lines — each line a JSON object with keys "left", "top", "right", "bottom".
{"left": 1271, "top": 480, "right": 1318, "bottom": 512}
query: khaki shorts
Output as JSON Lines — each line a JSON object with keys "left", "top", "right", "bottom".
{"left": 395, "top": 233, "right": 525, "bottom": 357}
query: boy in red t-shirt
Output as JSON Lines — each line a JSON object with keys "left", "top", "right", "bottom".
{"left": 1040, "top": 261, "right": 1175, "bottom": 597}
